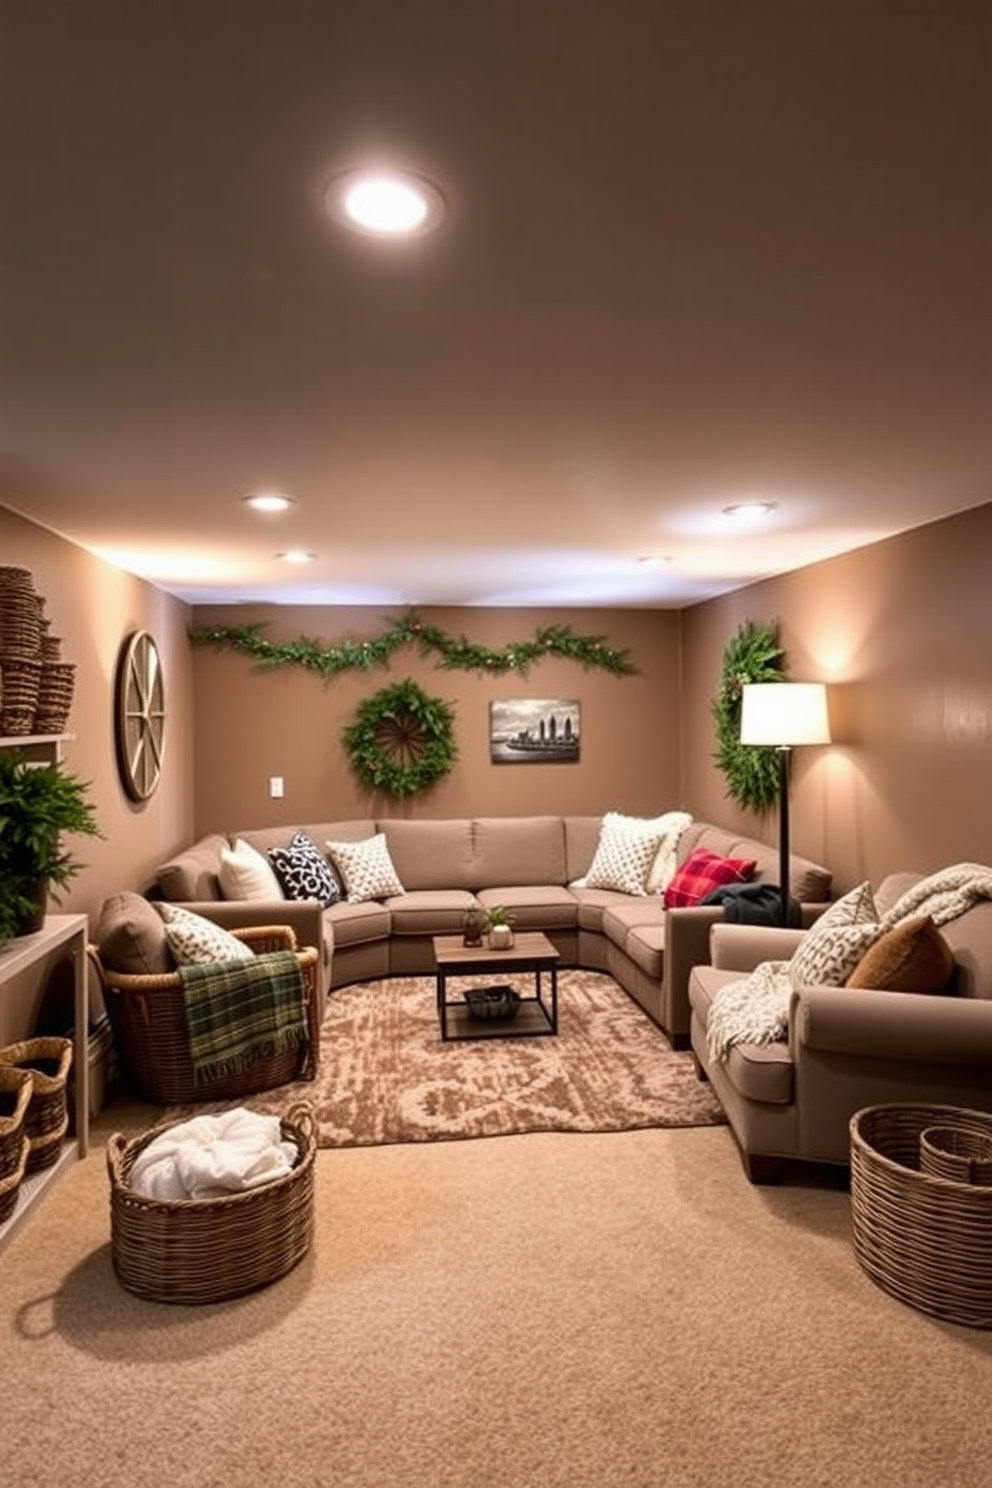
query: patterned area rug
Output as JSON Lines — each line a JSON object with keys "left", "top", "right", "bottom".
{"left": 161, "top": 970, "right": 727, "bottom": 1147}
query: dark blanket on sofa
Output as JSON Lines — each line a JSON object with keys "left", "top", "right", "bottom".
{"left": 700, "top": 882, "right": 802, "bottom": 927}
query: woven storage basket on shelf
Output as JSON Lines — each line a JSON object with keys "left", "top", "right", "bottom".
{"left": 0, "top": 1137, "right": 29, "bottom": 1224}
{"left": 106, "top": 1100, "right": 317, "bottom": 1304}
{"left": 0, "top": 1066, "right": 33, "bottom": 1181}
{"left": 0, "top": 1036, "right": 73, "bottom": 1172}
{"left": 89, "top": 926, "right": 321, "bottom": 1105}
{"left": 33, "top": 660, "right": 76, "bottom": 734}
{"left": 0, "top": 651, "right": 42, "bottom": 735}
{"left": 850, "top": 1103, "right": 992, "bottom": 1329}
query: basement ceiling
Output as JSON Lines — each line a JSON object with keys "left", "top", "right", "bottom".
{"left": 1, "top": 1, "right": 990, "bottom": 608}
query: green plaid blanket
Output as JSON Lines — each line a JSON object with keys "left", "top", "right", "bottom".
{"left": 179, "top": 950, "right": 308, "bottom": 1084}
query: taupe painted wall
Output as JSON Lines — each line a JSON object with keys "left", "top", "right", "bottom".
{"left": 1, "top": 506, "right": 195, "bottom": 916}
{"left": 189, "top": 604, "right": 683, "bottom": 833}
{"left": 680, "top": 501, "right": 992, "bottom": 893}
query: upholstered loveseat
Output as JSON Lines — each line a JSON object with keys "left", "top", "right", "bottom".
{"left": 153, "top": 815, "right": 832, "bottom": 1048}
{"left": 689, "top": 869, "right": 992, "bottom": 1182}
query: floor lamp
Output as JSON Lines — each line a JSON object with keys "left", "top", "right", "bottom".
{"left": 740, "top": 682, "right": 831, "bottom": 926}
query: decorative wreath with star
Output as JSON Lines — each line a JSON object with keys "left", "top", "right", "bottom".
{"left": 341, "top": 679, "right": 458, "bottom": 798}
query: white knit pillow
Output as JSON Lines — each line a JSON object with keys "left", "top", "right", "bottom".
{"left": 156, "top": 903, "right": 255, "bottom": 966}
{"left": 219, "top": 837, "right": 286, "bottom": 901}
{"left": 326, "top": 834, "right": 405, "bottom": 903}
{"left": 584, "top": 815, "right": 666, "bottom": 897}
{"left": 789, "top": 882, "right": 880, "bottom": 989}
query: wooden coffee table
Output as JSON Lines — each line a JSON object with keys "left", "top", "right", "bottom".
{"left": 433, "top": 931, "right": 560, "bottom": 1041}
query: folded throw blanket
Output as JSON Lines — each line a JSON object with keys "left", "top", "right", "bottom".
{"left": 705, "top": 862, "right": 992, "bottom": 1063}
{"left": 129, "top": 1106, "right": 298, "bottom": 1201}
{"left": 700, "top": 882, "right": 802, "bottom": 927}
{"left": 180, "top": 949, "right": 308, "bottom": 1085}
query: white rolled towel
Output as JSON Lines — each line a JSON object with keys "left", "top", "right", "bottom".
{"left": 128, "top": 1107, "right": 298, "bottom": 1201}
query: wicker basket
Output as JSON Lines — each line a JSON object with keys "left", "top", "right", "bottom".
{"left": 0, "top": 651, "right": 42, "bottom": 735}
{"left": 919, "top": 1125, "right": 992, "bottom": 1185}
{"left": 464, "top": 984, "right": 521, "bottom": 1021}
{"left": 0, "top": 1066, "right": 32, "bottom": 1180}
{"left": 0, "top": 1136, "right": 29, "bottom": 1225}
{"left": 107, "top": 1101, "right": 317, "bottom": 1304}
{"left": 89, "top": 926, "right": 321, "bottom": 1105}
{"left": 0, "top": 1037, "right": 73, "bottom": 1172}
{"left": 850, "top": 1104, "right": 992, "bottom": 1329}
{"left": 32, "top": 659, "right": 76, "bottom": 734}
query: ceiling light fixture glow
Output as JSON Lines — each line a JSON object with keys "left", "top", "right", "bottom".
{"left": 244, "top": 492, "right": 295, "bottom": 514}
{"left": 325, "top": 168, "right": 445, "bottom": 237}
{"left": 277, "top": 549, "right": 317, "bottom": 564}
{"left": 722, "top": 501, "right": 777, "bottom": 519}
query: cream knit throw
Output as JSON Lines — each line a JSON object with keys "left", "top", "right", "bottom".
{"left": 705, "top": 862, "right": 992, "bottom": 1063}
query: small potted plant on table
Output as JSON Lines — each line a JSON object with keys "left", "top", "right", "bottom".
{"left": 484, "top": 905, "right": 516, "bottom": 950}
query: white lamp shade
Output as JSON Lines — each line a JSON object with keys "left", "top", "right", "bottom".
{"left": 740, "top": 682, "right": 831, "bottom": 746}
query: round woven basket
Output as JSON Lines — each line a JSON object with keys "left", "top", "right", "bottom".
{"left": 106, "top": 1101, "right": 317, "bottom": 1305}
{"left": 850, "top": 1103, "right": 992, "bottom": 1329}
{"left": 0, "top": 1136, "right": 29, "bottom": 1224}
{"left": 0, "top": 1037, "right": 74, "bottom": 1147}
{"left": 0, "top": 1066, "right": 32, "bottom": 1181}
{"left": 919, "top": 1125, "right": 992, "bottom": 1185}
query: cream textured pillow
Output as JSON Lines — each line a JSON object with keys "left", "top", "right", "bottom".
{"left": 326, "top": 834, "right": 405, "bottom": 903}
{"left": 789, "top": 882, "right": 880, "bottom": 990}
{"left": 219, "top": 837, "right": 286, "bottom": 901}
{"left": 643, "top": 811, "right": 694, "bottom": 893}
{"left": 584, "top": 815, "right": 666, "bottom": 897}
{"left": 155, "top": 903, "right": 255, "bottom": 966}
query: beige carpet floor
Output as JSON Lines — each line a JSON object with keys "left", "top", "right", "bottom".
{"left": 4, "top": 1112, "right": 992, "bottom": 1488}
{"left": 161, "top": 970, "right": 727, "bottom": 1145}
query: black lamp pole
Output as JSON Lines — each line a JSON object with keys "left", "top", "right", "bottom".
{"left": 777, "top": 745, "right": 791, "bottom": 927}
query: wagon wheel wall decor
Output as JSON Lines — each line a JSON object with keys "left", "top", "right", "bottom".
{"left": 115, "top": 630, "right": 167, "bottom": 802}
{"left": 711, "top": 620, "right": 786, "bottom": 813}
{"left": 342, "top": 679, "right": 457, "bottom": 798}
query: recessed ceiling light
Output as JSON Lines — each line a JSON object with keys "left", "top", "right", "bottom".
{"left": 324, "top": 168, "right": 446, "bottom": 237}
{"left": 277, "top": 550, "right": 317, "bottom": 565}
{"left": 637, "top": 554, "right": 673, "bottom": 565}
{"left": 244, "top": 492, "right": 295, "bottom": 514}
{"left": 722, "top": 501, "right": 777, "bottom": 519}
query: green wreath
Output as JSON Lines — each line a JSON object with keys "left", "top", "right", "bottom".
{"left": 711, "top": 620, "right": 786, "bottom": 813}
{"left": 342, "top": 679, "right": 457, "bottom": 798}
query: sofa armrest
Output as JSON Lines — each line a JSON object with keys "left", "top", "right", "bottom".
{"left": 661, "top": 907, "right": 725, "bottom": 1039}
{"left": 709, "top": 923, "right": 805, "bottom": 971}
{"left": 793, "top": 985, "right": 992, "bottom": 1066}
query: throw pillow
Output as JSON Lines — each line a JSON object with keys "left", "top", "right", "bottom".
{"left": 268, "top": 832, "right": 342, "bottom": 908}
{"left": 219, "top": 836, "right": 286, "bottom": 901}
{"left": 155, "top": 903, "right": 255, "bottom": 966}
{"left": 326, "top": 833, "right": 405, "bottom": 903}
{"left": 845, "top": 915, "right": 955, "bottom": 994}
{"left": 788, "top": 881, "right": 881, "bottom": 989}
{"left": 663, "top": 849, "right": 757, "bottom": 908}
{"left": 584, "top": 815, "right": 667, "bottom": 897}
{"left": 96, "top": 891, "right": 173, "bottom": 975}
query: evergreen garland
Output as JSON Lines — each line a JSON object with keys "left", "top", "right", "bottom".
{"left": 712, "top": 620, "right": 786, "bottom": 813}
{"left": 341, "top": 679, "right": 457, "bottom": 798}
{"left": 189, "top": 612, "right": 637, "bottom": 678}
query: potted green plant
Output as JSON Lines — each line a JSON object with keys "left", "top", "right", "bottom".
{"left": 484, "top": 905, "right": 517, "bottom": 950}
{"left": 0, "top": 752, "right": 101, "bottom": 940}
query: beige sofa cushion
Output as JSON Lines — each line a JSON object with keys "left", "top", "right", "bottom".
{"left": 472, "top": 816, "right": 567, "bottom": 888}
{"left": 377, "top": 818, "right": 475, "bottom": 891}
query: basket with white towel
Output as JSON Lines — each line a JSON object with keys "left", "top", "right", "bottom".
{"left": 107, "top": 1102, "right": 316, "bottom": 1304}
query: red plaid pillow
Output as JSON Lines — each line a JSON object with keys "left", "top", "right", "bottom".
{"left": 663, "top": 848, "right": 758, "bottom": 907}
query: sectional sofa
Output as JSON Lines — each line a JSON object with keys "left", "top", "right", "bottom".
{"left": 153, "top": 815, "right": 832, "bottom": 1048}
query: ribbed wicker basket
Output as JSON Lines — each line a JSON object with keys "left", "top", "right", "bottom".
{"left": 0, "top": 651, "right": 42, "bottom": 734}
{"left": 0, "top": 1066, "right": 32, "bottom": 1180}
{"left": 0, "top": 1037, "right": 73, "bottom": 1172}
{"left": 850, "top": 1103, "right": 992, "bottom": 1329}
{"left": 106, "top": 1101, "right": 317, "bottom": 1304}
{"left": 88, "top": 926, "right": 320, "bottom": 1104}
{"left": 33, "top": 659, "right": 76, "bottom": 734}
{"left": 0, "top": 1137, "right": 29, "bottom": 1224}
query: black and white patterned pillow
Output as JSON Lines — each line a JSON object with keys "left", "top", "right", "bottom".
{"left": 268, "top": 832, "right": 342, "bottom": 908}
